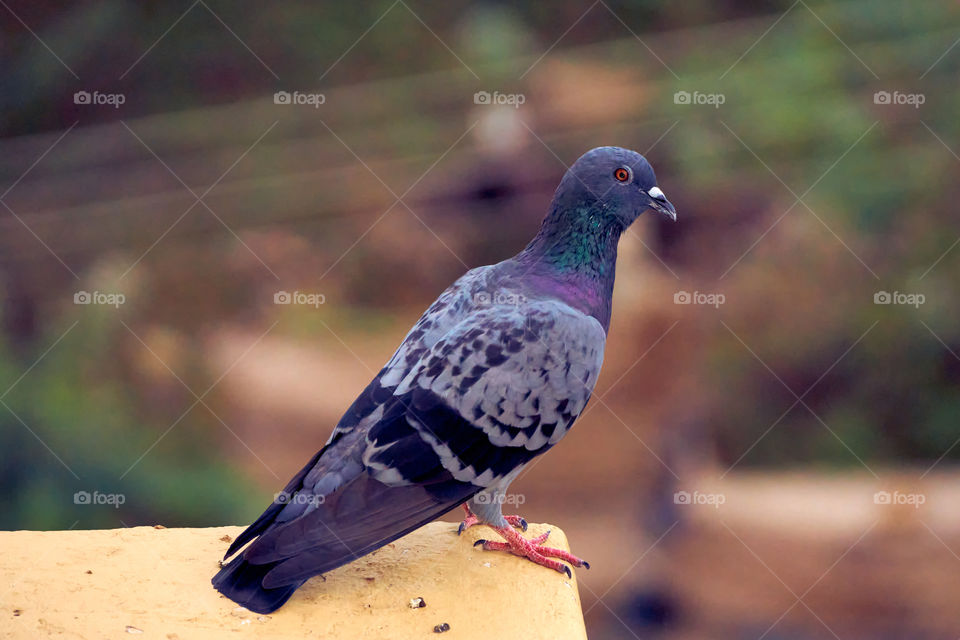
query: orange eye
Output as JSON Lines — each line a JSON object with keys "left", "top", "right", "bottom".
{"left": 614, "top": 167, "right": 630, "bottom": 182}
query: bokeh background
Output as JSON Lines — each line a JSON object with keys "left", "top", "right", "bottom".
{"left": 2, "top": 1, "right": 959, "bottom": 638}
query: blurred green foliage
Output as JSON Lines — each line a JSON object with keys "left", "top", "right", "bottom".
{"left": 664, "top": 0, "right": 960, "bottom": 469}
{"left": 0, "top": 308, "right": 263, "bottom": 529}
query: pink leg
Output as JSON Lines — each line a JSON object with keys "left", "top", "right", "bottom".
{"left": 457, "top": 504, "right": 479, "bottom": 535}
{"left": 457, "top": 503, "right": 528, "bottom": 535}
{"left": 473, "top": 525, "right": 590, "bottom": 578}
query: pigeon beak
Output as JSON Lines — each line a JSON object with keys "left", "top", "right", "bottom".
{"left": 650, "top": 198, "right": 677, "bottom": 222}
{"left": 645, "top": 186, "right": 676, "bottom": 221}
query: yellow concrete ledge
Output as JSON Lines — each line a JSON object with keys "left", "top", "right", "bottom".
{"left": 1, "top": 522, "right": 586, "bottom": 639}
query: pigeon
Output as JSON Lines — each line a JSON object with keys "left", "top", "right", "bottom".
{"left": 212, "top": 146, "right": 676, "bottom": 614}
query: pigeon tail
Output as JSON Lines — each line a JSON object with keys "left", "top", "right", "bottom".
{"left": 212, "top": 553, "right": 306, "bottom": 614}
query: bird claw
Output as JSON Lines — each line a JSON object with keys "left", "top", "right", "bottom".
{"left": 457, "top": 514, "right": 479, "bottom": 536}
{"left": 471, "top": 525, "right": 589, "bottom": 578}
{"left": 530, "top": 530, "right": 550, "bottom": 545}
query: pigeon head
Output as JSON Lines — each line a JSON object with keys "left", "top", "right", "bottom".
{"left": 555, "top": 146, "right": 676, "bottom": 227}
{"left": 522, "top": 146, "right": 676, "bottom": 272}
{"left": 516, "top": 146, "right": 675, "bottom": 330}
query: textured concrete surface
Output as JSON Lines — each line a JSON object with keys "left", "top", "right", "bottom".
{"left": 1, "top": 521, "right": 586, "bottom": 639}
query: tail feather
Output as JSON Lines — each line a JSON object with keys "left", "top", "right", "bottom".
{"left": 223, "top": 447, "right": 326, "bottom": 559}
{"left": 212, "top": 408, "right": 479, "bottom": 612}
{"left": 212, "top": 553, "right": 306, "bottom": 614}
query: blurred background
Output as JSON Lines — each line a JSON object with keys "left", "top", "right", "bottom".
{"left": 2, "top": 1, "right": 959, "bottom": 638}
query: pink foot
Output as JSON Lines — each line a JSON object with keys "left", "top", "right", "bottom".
{"left": 457, "top": 504, "right": 528, "bottom": 535}
{"left": 472, "top": 525, "right": 590, "bottom": 578}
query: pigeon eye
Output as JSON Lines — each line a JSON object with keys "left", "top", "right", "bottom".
{"left": 614, "top": 167, "right": 630, "bottom": 182}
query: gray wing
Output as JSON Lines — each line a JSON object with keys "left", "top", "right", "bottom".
{"left": 385, "top": 298, "right": 606, "bottom": 487}
{"left": 326, "top": 264, "right": 497, "bottom": 443}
